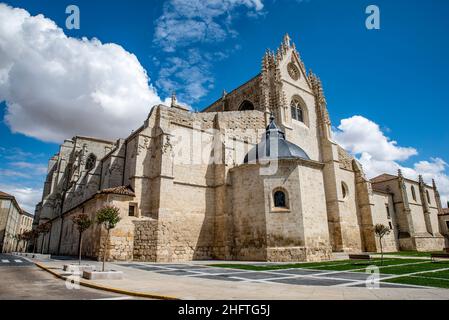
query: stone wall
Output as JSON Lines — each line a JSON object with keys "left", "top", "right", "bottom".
{"left": 230, "top": 159, "right": 332, "bottom": 262}
{"left": 230, "top": 164, "right": 267, "bottom": 261}
{"left": 371, "top": 191, "right": 399, "bottom": 252}
{"left": 336, "top": 168, "right": 363, "bottom": 252}
{"left": 133, "top": 220, "right": 158, "bottom": 261}
{"left": 34, "top": 35, "right": 446, "bottom": 262}
{"left": 203, "top": 76, "right": 262, "bottom": 112}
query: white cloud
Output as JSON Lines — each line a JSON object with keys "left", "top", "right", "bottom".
{"left": 154, "top": 0, "right": 264, "bottom": 52}
{"left": 0, "top": 184, "right": 41, "bottom": 213}
{"left": 153, "top": 0, "right": 264, "bottom": 103}
{"left": 0, "top": 147, "right": 44, "bottom": 161}
{"left": 157, "top": 49, "right": 214, "bottom": 102}
{"left": 334, "top": 116, "right": 417, "bottom": 162}
{"left": 0, "top": 169, "right": 31, "bottom": 179}
{"left": 9, "top": 161, "right": 48, "bottom": 175}
{"left": 333, "top": 115, "right": 449, "bottom": 206}
{"left": 0, "top": 4, "right": 164, "bottom": 143}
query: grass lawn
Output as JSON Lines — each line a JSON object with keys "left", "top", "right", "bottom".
{"left": 210, "top": 258, "right": 449, "bottom": 289}
{"left": 385, "top": 276, "right": 449, "bottom": 289}
{"left": 373, "top": 261, "right": 449, "bottom": 275}
{"left": 382, "top": 251, "right": 443, "bottom": 257}
{"left": 417, "top": 269, "right": 449, "bottom": 280}
{"left": 309, "top": 259, "right": 423, "bottom": 272}
{"left": 384, "top": 267, "right": 449, "bottom": 289}
{"left": 209, "top": 258, "right": 423, "bottom": 272}
{"left": 208, "top": 260, "right": 351, "bottom": 271}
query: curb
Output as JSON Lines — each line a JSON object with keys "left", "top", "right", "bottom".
{"left": 34, "top": 262, "right": 179, "bottom": 300}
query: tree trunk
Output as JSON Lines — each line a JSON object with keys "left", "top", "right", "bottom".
{"left": 380, "top": 236, "right": 384, "bottom": 265}
{"left": 33, "top": 238, "right": 37, "bottom": 254}
{"left": 15, "top": 240, "right": 19, "bottom": 252}
{"left": 41, "top": 234, "right": 45, "bottom": 254}
{"left": 102, "top": 228, "right": 109, "bottom": 272}
{"left": 78, "top": 232, "right": 83, "bottom": 265}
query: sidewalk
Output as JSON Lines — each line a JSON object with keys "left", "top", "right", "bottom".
{"left": 30, "top": 257, "right": 449, "bottom": 300}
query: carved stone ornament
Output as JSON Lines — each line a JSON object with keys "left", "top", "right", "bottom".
{"left": 287, "top": 62, "right": 300, "bottom": 81}
{"left": 162, "top": 135, "right": 173, "bottom": 154}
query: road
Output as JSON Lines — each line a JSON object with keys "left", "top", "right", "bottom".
{"left": 0, "top": 253, "right": 136, "bottom": 300}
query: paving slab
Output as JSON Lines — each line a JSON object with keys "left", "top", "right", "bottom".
{"left": 349, "top": 283, "right": 423, "bottom": 289}
{"left": 29, "top": 257, "right": 449, "bottom": 300}
{"left": 145, "top": 264, "right": 198, "bottom": 269}
{"left": 231, "top": 272, "right": 292, "bottom": 280}
{"left": 194, "top": 274, "right": 244, "bottom": 282}
{"left": 190, "top": 268, "right": 250, "bottom": 274}
{"left": 269, "top": 277, "right": 350, "bottom": 286}
{"left": 271, "top": 269, "right": 324, "bottom": 276}
{"left": 314, "top": 271, "right": 392, "bottom": 281}
{"left": 156, "top": 270, "right": 203, "bottom": 276}
{"left": 123, "top": 264, "right": 166, "bottom": 271}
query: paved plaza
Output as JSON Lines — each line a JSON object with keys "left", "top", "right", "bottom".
{"left": 3, "top": 254, "right": 449, "bottom": 300}
{"left": 118, "top": 262, "right": 419, "bottom": 289}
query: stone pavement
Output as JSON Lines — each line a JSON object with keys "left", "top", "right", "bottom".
{"left": 29, "top": 257, "right": 449, "bottom": 300}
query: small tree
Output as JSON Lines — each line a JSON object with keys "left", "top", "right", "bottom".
{"left": 14, "top": 233, "right": 27, "bottom": 252}
{"left": 30, "top": 229, "right": 39, "bottom": 253}
{"left": 374, "top": 224, "right": 391, "bottom": 265}
{"left": 22, "top": 231, "right": 33, "bottom": 253}
{"left": 13, "top": 234, "right": 21, "bottom": 252}
{"left": 96, "top": 206, "right": 121, "bottom": 272}
{"left": 72, "top": 214, "right": 93, "bottom": 265}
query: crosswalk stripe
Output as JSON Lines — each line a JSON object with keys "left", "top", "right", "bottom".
{"left": 14, "top": 260, "right": 23, "bottom": 263}
{"left": 1, "top": 259, "right": 9, "bottom": 263}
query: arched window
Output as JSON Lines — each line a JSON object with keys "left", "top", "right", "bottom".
{"left": 238, "top": 100, "right": 254, "bottom": 111}
{"left": 290, "top": 96, "right": 308, "bottom": 125}
{"left": 426, "top": 190, "right": 431, "bottom": 204}
{"left": 341, "top": 182, "right": 349, "bottom": 200}
{"left": 411, "top": 186, "right": 417, "bottom": 201}
{"left": 85, "top": 153, "right": 96, "bottom": 171}
{"left": 273, "top": 190, "right": 287, "bottom": 208}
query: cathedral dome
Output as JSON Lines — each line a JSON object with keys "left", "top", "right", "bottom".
{"left": 244, "top": 114, "right": 310, "bottom": 163}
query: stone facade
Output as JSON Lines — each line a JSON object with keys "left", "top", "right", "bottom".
{"left": 0, "top": 191, "right": 33, "bottom": 253}
{"left": 33, "top": 34, "right": 446, "bottom": 262}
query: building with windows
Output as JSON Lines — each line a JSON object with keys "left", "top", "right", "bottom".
{"left": 0, "top": 191, "right": 34, "bottom": 253}
{"left": 33, "top": 34, "right": 446, "bottom": 262}
{"left": 438, "top": 203, "right": 449, "bottom": 248}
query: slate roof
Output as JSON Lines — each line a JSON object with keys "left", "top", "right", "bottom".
{"left": 244, "top": 115, "right": 310, "bottom": 163}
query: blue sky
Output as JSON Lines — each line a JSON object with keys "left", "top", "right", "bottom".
{"left": 0, "top": 0, "right": 448, "bottom": 211}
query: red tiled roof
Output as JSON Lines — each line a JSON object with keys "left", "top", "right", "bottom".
{"left": 99, "top": 186, "right": 135, "bottom": 197}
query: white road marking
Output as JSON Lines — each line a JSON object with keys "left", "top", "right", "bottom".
{"left": 14, "top": 260, "right": 23, "bottom": 263}
{"left": 1, "top": 259, "right": 9, "bottom": 263}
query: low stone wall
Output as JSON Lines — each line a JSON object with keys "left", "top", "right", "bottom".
{"left": 232, "top": 247, "right": 267, "bottom": 261}
{"left": 398, "top": 237, "right": 415, "bottom": 251}
{"left": 376, "top": 235, "right": 399, "bottom": 253}
{"left": 133, "top": 220, "right": 158, "bottom": 261}
{"left": 415, "top": 236, "right": 445, "bottom": 252}
{"left": 267, "top": 246, "right": 332, "bottom": 262}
